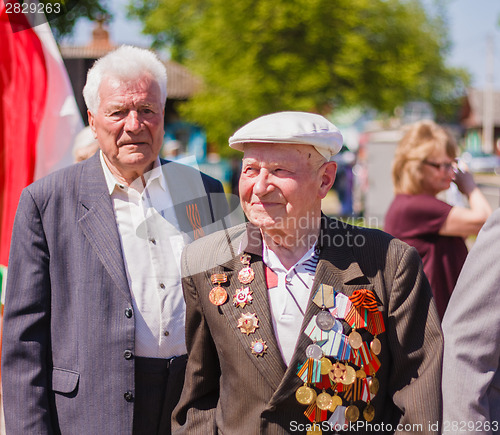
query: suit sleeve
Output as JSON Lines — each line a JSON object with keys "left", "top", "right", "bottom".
{"left": 442, "top": 209, "right": 500, "bottom": 433}
{"left": 1, "top": 188, "right": 54, "bottom": 434}
{"left": 387, "top": 244, "right": 443, "bottom": 434}
{"left": 172, "top": 246, "right": 220, "bottom": 434}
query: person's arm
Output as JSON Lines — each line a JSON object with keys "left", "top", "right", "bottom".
{"left": 1, "top": 188, "right": 54, "bottom": 434}
{"left": 440, "top": 168, "right": 492, "bottom": 237}
{"left": 387, "top": 243, "right": 443, "bottom": 434}
{"left": 172, "top": 246, "right": 220, "bottom": 435}
{"left": 442, "top": 209, "right": 500, "bottom": 434}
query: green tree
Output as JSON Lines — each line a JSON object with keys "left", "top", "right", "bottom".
{"left": 132, "top": 0, "right": 468, "bottom": 152}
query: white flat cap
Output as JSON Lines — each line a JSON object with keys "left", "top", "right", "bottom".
{"left": 229, "top": 111, "right": 343, "bottom": 161}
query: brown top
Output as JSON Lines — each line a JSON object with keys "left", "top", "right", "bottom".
{"left": 384, "top": 194, "right": 468, "bottom": 320}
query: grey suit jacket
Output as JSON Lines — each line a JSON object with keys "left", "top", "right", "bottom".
{"left": 442, "top": 208, "right": 500, "bottom": 434}
{"left": 1, "top": 152, "right": 228, "bottom": 435}
{"left": 173, "top": 217, "right": 443, "bottom": 434}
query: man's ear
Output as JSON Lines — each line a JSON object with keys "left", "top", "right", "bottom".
{"left": 87, "top": 110, "right": 97, "bottom": 139}
{"left": 318, "top": 161, "right": 337, "bottom": 199}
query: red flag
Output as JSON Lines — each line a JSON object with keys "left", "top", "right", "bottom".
{"left": 0, "top": 1, "right": 82, "bottom": 269}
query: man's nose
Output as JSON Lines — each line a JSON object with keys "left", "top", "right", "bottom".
{"left": 124, "top": 111, "right": 142, "bottom": 132}
{"left": 253, "top": 170, "right": 273, "bottom": 196}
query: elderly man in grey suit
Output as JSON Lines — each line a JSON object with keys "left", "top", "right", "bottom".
{"left": 1, "top": 45, "right": 227, "bottom": 435}
{"left": 172, "top": 111, "right": 443, "bottom": 434}
{"left": 442, "top": 208, "right": 500, "bottom": 434}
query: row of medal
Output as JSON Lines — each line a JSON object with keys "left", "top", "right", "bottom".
{"left": 209, "top": 254, "right": 269, "bottom": 356}
{"left": 295, "top": 284, "right": 385, "bottom": 431}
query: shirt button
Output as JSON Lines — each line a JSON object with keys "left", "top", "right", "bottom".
{"left": 159, "top": 283, "right": 165, "bottom": 289}
{"left": 164, "top": 331, "right": 170, "bottom": 337}
{"left": 125, "top": 308, "right": 133, "bottom": 318}
{"left": 124, "top": 391, "right": 134, "bottom": 402}
{"left": 123, "top": 350, "right": 133, "bottom": 360}
{"left": 149, "top": 238, "right": 156, "bottom": 245}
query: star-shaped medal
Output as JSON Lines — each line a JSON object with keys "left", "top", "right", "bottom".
{"left": 233, "top": 287, "right": 253, "bottom": 308}
{"left": 237, "top": 312, "right": 259, "bottom": 335}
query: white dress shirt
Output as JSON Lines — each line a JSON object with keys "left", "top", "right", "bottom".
{"left": 100, "top": 152, "right": 187, "bottom": 358}
{"left": 263, "top": 242, "right": 319, "bottom": 366}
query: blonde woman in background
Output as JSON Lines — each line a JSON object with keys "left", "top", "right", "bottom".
{"left": 384, "top": 120, "right": 492, "bottom": 320}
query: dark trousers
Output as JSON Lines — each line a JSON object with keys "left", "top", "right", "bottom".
{"left": 132, "top": 355, "right": 187, "bottom": 435}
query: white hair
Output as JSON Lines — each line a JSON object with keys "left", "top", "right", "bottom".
{"left": 83, "top": 45, "right": 167, "bottom": 113}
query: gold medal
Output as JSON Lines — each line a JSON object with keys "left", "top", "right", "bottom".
{"left": 238, "top": 267, "right": 255, "bottom": 285}
{"left": 370, "top": 336, "right": 381, "bottom": 355}
{"left": 368, "top": 377, "right": 380, "bottom": 395}
{"left": 341, "top": 365, "right": 356, "bottom": 385}
{"left": 209, "top": 274, "right": 228, "bottom": 306}
{"left": 295, "top": 384, "right": 317, "bottom": 405}
{"left": 356, "top": 368, "right": 367, "bottom": 379}
{"left": 233, "top": 287, "right": 253, "bottom": 308}
{"left": 250, "top": 339, "right": 268, "bottom": 357}
{"left": 237, "top": 312, "right": 259, "bottom": 335}
{"left": 329, "top": 393, "right": 343, "bottom": 412}
{"left": 209, "top": 286, "right": 228, "bottom": 306}
{"left": 306, "top": 424, "right": 322, "bottom": 435}
{"left": 348, "top": 330, "right": 363, "bottom": 349}
{"left": 363, "top": 402, "right": 375, "bottom": 422}
{"left": 329, "top": 362, "right": 346, "bottom": 383}
{"left": 238, "top": 254, "right": 255, "bottom": 284}
{"left": 345, "top": 404, "right": 360, "bottom": 422}
{"left": 320, "top": 357, "right": 332, "bottom": 375}
{"left": 316, "top": 390, "right": 332, "bottom": 410}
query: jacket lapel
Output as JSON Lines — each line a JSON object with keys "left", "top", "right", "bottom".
{"left": 217, "top": 225, "right": 287, "bottom": 391}
{"left": 77, "top": 153, "right": 131, "bottom": 300}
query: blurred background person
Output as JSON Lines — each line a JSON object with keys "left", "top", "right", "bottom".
{"left": 72, "top": 125, "right": 99, "bottom": 162}
{"left": 384, "top": 120, "right": 492, "bottom": 320}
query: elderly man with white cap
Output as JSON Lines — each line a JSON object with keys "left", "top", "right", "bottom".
{"left": 173, "top": 112, "right": 442, "bottom": 434}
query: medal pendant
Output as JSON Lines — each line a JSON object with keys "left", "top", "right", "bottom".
{"left": 329, "top": 394, "right": 343, "bottom": 412}
{"left": 209, "top": 273, "right": 228, "bottom": 306}
{"left": 368, "top": 377, "right": 380, "bottom": 395}
{"left": 345, "top": 404, "right": 360, "bottom": 422}
{"left": 341, "top": 365, "right": 356, "bottom": 385}
{"left": 237, "top": 312, "right": 259, "bottom": 335}
{"left": 233, "top": 287, "right": 253, "bottom": 308}
{"left": 356, "top": 368, "right": 367, "bottom": 379}
{"left": 295, "top": 384, "right": 317, "bottom": 405}
{"left": 332, "top": 319, "right": 344, "bottom": 333}
{"left": 348, "top": 330, "right": 363, "bottom": 349}
{"left": 250, "top": 339, "right": 268, "bottom": 357}
{"left": 306, "top": 424, "right": 322, "bottom": 435}
{"left": 305, "top": 343, "right": 323, "bottom": 361}
{"left": 329, "top": 362, "right": 346, "bottom": 383}
{"left": 209, "top": 286, "right": 228, "bottom": 306}
{"left": 363, "top": 402, "right": 375, "bottom": 422}
{"left": 370, "top": 336, "right": 381, "bottom": 355}
{"left": 316, "top": 390, "right": 333, "bottom": 410}
{"left": 316, "top": 310, "right": 335, "bottom": 331}
{"left": 320, "top": 357, "right": 333, "bottom": 375}
{"left": 238, "top": 266, "right": 255, "bottom": 285}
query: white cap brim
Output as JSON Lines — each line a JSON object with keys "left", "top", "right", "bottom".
{"left": 229, "top": 111, "right": 343, "bottom": 161}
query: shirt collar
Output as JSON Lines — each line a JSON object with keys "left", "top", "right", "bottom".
{"left": 99, "top": 150, "right": 165, "bottom": 194}
{"left": 263, "top": 240, "right": 318, "bottom": 273}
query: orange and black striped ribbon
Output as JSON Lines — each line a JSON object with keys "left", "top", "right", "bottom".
{"left": 186, "top": 203, "right": 205, "bottom": 240}
{"left": 344, "top": 378, "right": 364, "bottom": 402}
{"left": 349, "top": 289, "right": 378, "bottom": 312}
